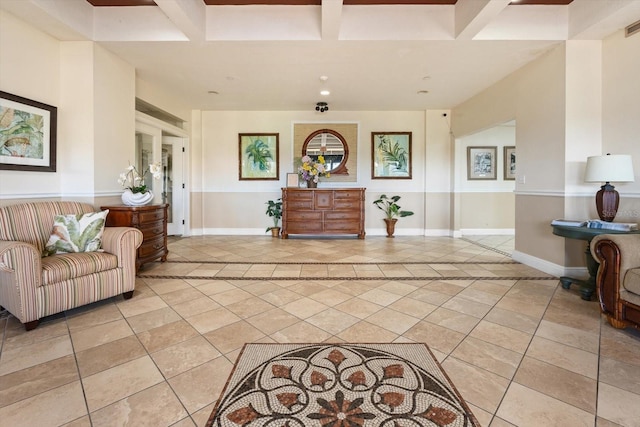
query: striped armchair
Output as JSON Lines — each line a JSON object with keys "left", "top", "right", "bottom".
{"left": 0, "top": 201, "right": 142, "bottom": 330}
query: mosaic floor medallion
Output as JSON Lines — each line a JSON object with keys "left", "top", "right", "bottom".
{"left": 206, "top": 343, "right": 479, "bottom": 427}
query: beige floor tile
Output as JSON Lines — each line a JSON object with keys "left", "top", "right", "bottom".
{"left": 306, "top": 308, "right": 361, "bottom": 335}
{"left": 596, "top": 417, "right": 624, "bottom": 427}
{"left": 82, "top": 356, "right": 164, "bottom": 412}
{"left": 2, "top": 318, "right": 69, "bottom": 350}
{"left": 70, "top": 319, "right": 134, "bottom": 352}
{"left": 467, "top": 402, "right": 493, "bottom": 426}
{"left": 168, "top": 356, "right": 234, "bottom": 414}
{"left": 146, "top": 278, "right": 192, "bottom": 295}
{"left": 334, "top": 297, "right": 384, "bottom": 319}
{"left": 64, "top": 301, "right": 123, "bottom": 332}
{"left": 442, "top": 357, "right": 510, "bottom": 413}
{"left": 599, "top": 356, "right": 640, "bottom": 395}
{"left": 377, "top": 280, "right": 419, "bottom": 296}
{"left": 241, "top": 281, "right": 282, "bottom": 295}
{"left": 246, "top": 308, "right": 301, "bottom": 335}
{"left": 365, "top": 308, "right": 421, "bottom": 335}
{"left": 171, "top": 417, "right": 197, "bottom": 427}
{"left": 494, "top": 295, "right": 548, "bottom": 319}
{"left": 526, "top": 336, "right": 599, "bottom": 380}
{"left": 151, "top": 336, "right": 221, "bottom": 378}
{"left": 90, "top": 382, "right": 188, "bottom": 427}
{"left": 185, "top": 307, "right": 242, "bottom": 334}
{"left": 359, "top": 288, "right": 403, "bottom": 306}
{"left": 442, "top": 296, "right": 493, "bottom": 318}
{"left": 191, "top": 403, "right": 215, "bottom": 427}
{"left": 0, "top": 354, "right": 78, "bottom": 409}
{"left": 489, "top": 416, "right": 517, "bottom": 426}
{"left": 408, "top": 288, "right": 453, "bottom": 305}
{"left": 0, "top": 381, "right": 87, "bottom": 427}
{"left": 203, "top": 320, "right": 266, "bottom": 354}
{"left": 271, "top": 321, "right": 333, "bottom": 343}
{"left": 404, "top": 320, "right": 466, "bottom": 354}
{"left": 160, "top": 287, "right": 206, "bottom": 306}
{"left": 0, "top": 334, "right": 73, "bottom": 376}
{"left": 388, "top": 297, "right": 437, "bottom": 319}
{"left": 117, "top": 295, "right": 169, "bottom": 318}
{"left": 61, "top": 416, "right": 92, "bottom": 427}
{"left": 308, "top": 288, "right": 353, "bottom": 306}
{"left": 484, "top": 307, "right": 540, "bottom": 334}
{"left": 599, "top": 327, "right": 640, "bottom": 368}
{"left": 425, "top": 307, "right": 481, "bottom": 334}
{"left": 535, "top": 319, "right": 600, "bottom": 354}
{"left": 194, "top": 280, "right": 237, "bottom": 295}
{"left": 452, "top": 336, "right": 523, "bottom": 379}
{"left": 496, "top": 382, "right": 594, "bottom": 427}
{"left": 76, "top": 335, "right": 146, "bottom": 377}
{"left": 172, "top": 296, "right": 221, "bottom": 318}
{"left": 337, "top": 321, "right": 399, "bottom": 343}
{"left": 126, "top": 307, "right": 182, "bottom": 333}
{"left": 259, "top": 288, "right": 304, "bottom": 306}
{"left": 281, "top": 297, "right": 329, "bottom": 319}
{"left": 597, "top": 382, "right": 640, "bottom": 427}
{"left": 470, "top": 320, "right": 533, "bottom": 354}
{"left": 225, "top": 296, "right": 276, "bottom": 318}
{"left": 137, "top": 319, "right": 201, "bottom": 353}
{"left": 514, "top": 356, "right": 597, "bottom": 413}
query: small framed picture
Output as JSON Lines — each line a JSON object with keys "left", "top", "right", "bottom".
{"left": 239, "top": 133, "right": 279, "bottom": 180}
{"left": 504, "top": 146, "right": 516, "bottom": 180}
{"left": 371, "top": 132, "right": 412, "bottom": 179}
{"left": 467, "top": 146, "right": 497, "bottom": 180}
{"left": 286, "top": 173, "right": 299, "bottom": 187}
{"left": 1, "top": 91, "right": 57, "bottom": 172}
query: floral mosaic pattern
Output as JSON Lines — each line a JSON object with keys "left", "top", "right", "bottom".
{"left": 207, "top": 343, "right": 479, "bottom": 427}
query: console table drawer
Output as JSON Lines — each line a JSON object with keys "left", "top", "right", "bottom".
{"left": 325, "top": 211, "right": 361, "bottom": 220}
{"left": 324, "top": 221, "right": 361, "bottom": 232}
{"left": 139, "top": 220, "right": 165, "bottom": 239}
{"left": 288, "top": 211, "right": 323, "bottom": 221}
{"left": 333, "top": 200, "right": 360, "bottom": 210}
{"left": 139, "top": 234, "right": 166, "bottom": 258}
{"left": 286, "top": 222, "right": 324, "bottom": 233}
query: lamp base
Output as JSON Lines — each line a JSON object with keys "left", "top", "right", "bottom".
{"left": 595, "top": 182, "right": 618, "bottom": 222}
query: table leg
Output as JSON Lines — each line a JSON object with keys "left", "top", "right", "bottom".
{"left": 560, "top": 242, "right": 597, "bottom": 301}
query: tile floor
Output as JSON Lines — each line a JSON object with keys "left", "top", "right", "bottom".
{"left": 1, "top": 235, "right": 639, "bottom": 427}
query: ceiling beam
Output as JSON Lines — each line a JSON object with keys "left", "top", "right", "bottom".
{"left": 154, "top": 0, "right": 206, "bottom": 41}
{"left": 454, "top": 0, "right": 510, "bottom": 40}
{"left": 322, "top": 0, "right": 343, "bottom": 40}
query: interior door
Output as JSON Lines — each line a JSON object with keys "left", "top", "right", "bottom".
{"left": 161, "top": 135, "right": 185, "bottom": 236}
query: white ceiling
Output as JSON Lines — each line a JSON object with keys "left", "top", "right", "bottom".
{"left": 2, "top": 0, "right": 639, "bottom": 111}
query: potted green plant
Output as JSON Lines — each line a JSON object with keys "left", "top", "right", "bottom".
{"left": 265, "top": 198, "right": 283, "bottom": 237}
{"left": 372, "top": 194, "right": 414, "bottom": 238}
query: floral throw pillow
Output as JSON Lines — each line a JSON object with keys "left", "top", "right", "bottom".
{"left": 43, "top": 210, "right": 109, "bottom": 256}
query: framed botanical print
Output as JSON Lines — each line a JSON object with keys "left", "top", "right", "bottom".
{"left": 239, "top": 133, "right": 279, "bottom": 180}
{"left": 504, "top": 146, "right": 516, "bottom": 180}
{"left": 371, "top": 132, "right": 412, "bottom": 179}
{"left": 467, "top": 146, "right": 497, "bottom": 180}
{"left": 0, "top": 91, "right": 57, "bottom": 172}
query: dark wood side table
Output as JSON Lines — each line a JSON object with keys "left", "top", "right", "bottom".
{"left": 101, "top": 204, "right": 169, "bottom": 271}
{"left": 552, "top": 224, "right": 640, "bottom": 300}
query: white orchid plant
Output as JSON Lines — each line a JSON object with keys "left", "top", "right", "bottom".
{"left": 118, "top": 162, "right": 161, "bottom": 194}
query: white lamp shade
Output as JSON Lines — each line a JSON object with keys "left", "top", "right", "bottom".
{"left": 584, "top": 154, "right": 635, "bottom": 183}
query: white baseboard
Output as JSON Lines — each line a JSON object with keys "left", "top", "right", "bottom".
{"left": 460, "top": 228, "right": 515, "bottom": 236}
{"left": 512, "top": 250, "right": 588, "bottom": 279}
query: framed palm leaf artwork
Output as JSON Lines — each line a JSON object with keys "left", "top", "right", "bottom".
{"left": 239, "top": 133, "right": 279, "bottom": 180}
{"left": 371, "top": 132, "right": 412, "bottom": 179}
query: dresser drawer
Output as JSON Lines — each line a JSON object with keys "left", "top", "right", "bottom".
{"left": 324, "top": 211, "right": 361, "bottom": 221}
{"left": 333, "top": 200, "right": 360, "bottom": 210}
{"left": 324, "top": 221, "right": 361, "bottom": 232}
{"left": 139, "top": 209, "right": 165, "bottom": 223}
{"left": 139, "top": 220, "right": 165, "bottom": 239}
{"left": 288, "top": 211, "right": 323, "bottom": 221}
{"left": 139, "top": 235, "right": 166, "bottom": 258}
{"left": 287, "top": 221, "right": 323, "bottom": 233}
{"left": 334, "top": 191, "right": 361, "bottom": 200}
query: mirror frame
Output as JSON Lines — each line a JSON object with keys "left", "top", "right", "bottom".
{"left": 302, "top": 129, "right": 349, "bottom": 175}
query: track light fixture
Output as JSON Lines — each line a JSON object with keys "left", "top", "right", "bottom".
{"left": 315, "top": 102, "right": 328, "bottom": 113}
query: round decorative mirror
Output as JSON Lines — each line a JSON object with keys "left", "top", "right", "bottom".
{"left": 302, "top": 129, "right": 349, "bottom": 175}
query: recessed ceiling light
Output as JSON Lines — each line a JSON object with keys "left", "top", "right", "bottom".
{"left": 422, "top": 76, "right": 431, "bottom": 80}
{"left": 319, "top": 75, "right": 329, "bottom": 81}
{"left": 417, "top": 90, "right": 429, "bottom": 95}
{"left": 320, "top": 90, "right": 330, "bottom": 96}
{"left": 208, "top": 90, "right": 219, "bottom": 95}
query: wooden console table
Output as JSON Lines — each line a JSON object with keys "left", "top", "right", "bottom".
{"left": 552, "top": 224, "right": 640, "bottom": 300}
{"left": 101, "top": 204, "right": 169, "bottom": 271}
{"left": 281, "top": 188, "right": 365, "bottom": 239}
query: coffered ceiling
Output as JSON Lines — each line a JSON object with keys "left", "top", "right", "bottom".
{"left": 2, "top": 0, "right": 637, "bottom": 112}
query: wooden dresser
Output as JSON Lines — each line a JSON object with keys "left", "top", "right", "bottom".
{"left": 101, "top": 204, "right": 169, "bottom": 271}
{"left": 281, "top": 188, "right": 365, "bottom": 239}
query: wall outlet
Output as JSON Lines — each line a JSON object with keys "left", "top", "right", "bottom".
{"left": 518, "top": 175, "right": 526, "bottom": 184}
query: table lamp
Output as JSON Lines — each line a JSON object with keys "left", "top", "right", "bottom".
{"left": 584, "top": 154, "right": 635, "bottom": 222}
